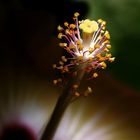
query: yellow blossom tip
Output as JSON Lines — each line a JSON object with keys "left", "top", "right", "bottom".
{"left": 59, "top": 43, "right": 67, "bottom": 47}
{"left": 94, "top": 44, "right": 100, "bottom": 49}
{"left": 100, "top": 62, "right": 107, "bottom": 69}
{"left": 59, "top": 66, "right": 63, "bottom": 70}
{"left": 70, "top": 24, "right": 76, "bottom": 29}
{"left": 87, "top": 87, "right": 92, "bottom": 93}
{"left": 65, "top": 29, "right": 70, "bottom": 34}
{"left": 57, "top": 25, "right": 63, "bottom": 31}
{"left": 106, "top": 44, "right": 111, "bottom": 49}
{"left": 58, "top": 33, "right": 63, "bottom": 39}
{"left": 98, "top": 19, "right": 103, "bottom": 23}
{"left": 78, "top": 55, "right": 83, "bottom": 61}
{"left": 53, "top": 78, "right": 62, "bottom": 85}
{"left": 106, "top": 53, "right": 112, "bottom": 58}
{"left": 109, "top": 57, "right": 115, "bottom": 62}
{"left": 74, "top": 12, "right": 80, "bottom": 17}
{"left": 104, "top": 48, "right": 109, "bottom": 52}
{"left": 93, "top": 72, "right": 98, "bottom": 78}
{"left": 89, "top": 47, "right": 94, "bottom": 53}
{"left": 84, "top": 87, "right": 92, "bottom": 96}
{"left": 102, "top": 21, "right": 106, "bottom": 26}
{"left": 61, "top": 56, "right": 67, "bottom": 62}
{"left": 59, "top": 61, "right": 64, "bottom": 65}
{"left": 74, "top": 92, "right": 80, "bottom": 97}
{"left": 69, "top": 44, "right": 75, "bottom": 49}
{"left": 62, "top": 66, "right": 69, "bottom": 73}
{"left": 53, "top": 80, "right": 58, "bottom": 85}
{"left": 57, "top": 78, "right": 62, "bottom": 82}
{"left": 64, "top": 22, "right": 69, "bottom": 27}
{"left": 73, "top": 84, "right": 79, "bottom": 89}
{"left": 78, "top": 45, "right": 84, "bottom": 51}
{"left": 52, "top": 64, "right": 57, "bottom": 69}
{"left": 105, "top": 31, "right": 110, "bottom": 39}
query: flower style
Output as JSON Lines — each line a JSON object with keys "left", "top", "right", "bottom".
{"left": 54, "top": 12, "right": 115, "bottom": 79}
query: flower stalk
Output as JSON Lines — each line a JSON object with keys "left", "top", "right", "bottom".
{"left": 40, "top": 12, "right": 115, "bottom": 140}
{"left": 41, "top": 64, "right": 86, "bottom": 140}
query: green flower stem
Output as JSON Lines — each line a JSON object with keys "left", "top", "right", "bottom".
{"left": 40, "top": 65, "right": 86, "bottom": 140}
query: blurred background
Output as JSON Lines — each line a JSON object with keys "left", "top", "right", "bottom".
{"left": 0, "top": 0, "right": 140, "bottom": 140}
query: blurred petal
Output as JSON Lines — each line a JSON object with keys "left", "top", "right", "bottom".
{"left": 0, "top": 76, "right": 57, "bottom": 140}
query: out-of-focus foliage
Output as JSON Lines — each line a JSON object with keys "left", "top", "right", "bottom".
{"left": 74, "top": 0, "right": 140, "bottom": 90}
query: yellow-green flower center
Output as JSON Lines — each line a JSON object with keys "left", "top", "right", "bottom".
{"left": 79, "top": 19, "right": 99, "bottom": 33}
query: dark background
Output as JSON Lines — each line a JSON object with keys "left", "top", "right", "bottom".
{"left": 0, "top": 0, "right": 140, "bottom": 140}
{"left": 0, "top": 0, "right": 140, "bottom": 90}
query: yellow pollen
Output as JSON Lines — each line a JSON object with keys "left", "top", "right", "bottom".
{"left": 87, "top": 87, "right": 92, "bottom": 93}
{"left": 102, "top": 26, "right": 105, "bottom": 30}
{"left": 69, "top": 44, "right": 75, "bottom": 49}
{"left": 62, "top": 66, "right": 69, "bottom": 73}
{"left": 59, "top": 43, "right": 67, "bottom": 47}
{"left": 99, "top": 56, "right": 105, "bottom": 62}
{"left": 74, "top": 12, "right": 80, "bottom": 17}
{"left": 105, "top": 31, "right": 110, "bottom": 39}
{"left": 102, "top": 21, "right": 106, "bottom": 26}
{"left": 104, "top": 48, "right": 109, "bottom": 52}
{"left": 70, "top": 24, "right": 76, "bottom": 29}
{"left": 79, "top": 45, "right": 83, "bottom": 51}
{"left": 101, "top": 30, "right": 105, "bottom": 33}
{"left": 106, "top": 44, "right": 111, "bottom": 49}
{"left": 52, "top": 64, "right": 57, "bottom": 69}
{"left": 106, "top": 53, "right": 112, "bottom": 58}
{"left": 96, "top": 53, "right": 101, "bottom": 58}
{"left": 100, "top": 62, "right": 107, "bottom": 69}
{"left": 57, "top": 78, "right": 62, "bottom": 82}
{"left": 84, "top": 86, "right": 92, "bottom": 96}
{"left": 109, "top": 57, "right": 115, "bottom": 62}
{"left": 89, "top": 47, "right": 94, "bottom": 53}
{"left": 59, "top": 61, "right": 64, "bottom": 65}
{"left": 58, "top": 33, "right": 63, "bottom": 39}
{"left": 53, "top": 80, "right": 58, "bottom": 85}
{"left": 64, "top": 22, "right": 69, "bottom": 27}
{"left": 65, "top": 29, "right": 70, "bottom": 34}
{"left": 76, "top": 40, "right": 83, "bottom": 50}
{"left": 59, "top": 66, "right": 63, "bottom": 70}
{"left": 88, "top": 57, "right": 93, "bottom": 62}
{"left": 78, "top": 55, "right": 83, "bottom": 61}
{"left": 93, "top": 72, "right": 98, "bottom": 78}
{"left": 74, "top": 92, "right": 80, "bottom": 97}
{"left": 73, "top": 84, "right": 79, "bottom": 89}
{"left": 61, "top": 56, "right": 67, "bottom": 62}
{"left": 77, "top": 40, "right": 81, "bottom": 45}
{"left": 98, "top": 19, "right": 103, "bottom": 23}
{"left": 94, "top": 44, "right": 100, "bottom": 49}
{"left": 104, "top": 40, "right": 110, "bottom": 44}
{"left": 57, "top": 25, "right": 63, "bottom": 31}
